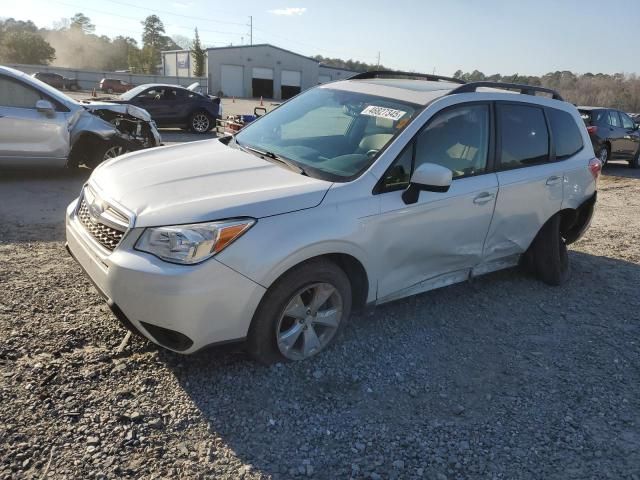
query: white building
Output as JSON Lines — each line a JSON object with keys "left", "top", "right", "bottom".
{"left": 162, "top": 44, "right": 356, "bottom": 100}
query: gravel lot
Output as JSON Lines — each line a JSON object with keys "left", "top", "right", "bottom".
{"left": 1, "top": 154, "right": 639, "bottom": 479}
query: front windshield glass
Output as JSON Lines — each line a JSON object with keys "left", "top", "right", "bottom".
{"left": 119, "top": 84, "right": 148, "bottom": 100}
{"left": 235, "top": 87, "right": 419, "bottom": 181}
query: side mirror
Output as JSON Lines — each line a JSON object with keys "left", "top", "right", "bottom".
{"left": 35, "top": 99, "right": 55, "bottom": 115}
{"left": 402, "top": 163, "right": 452, "bottom": 205}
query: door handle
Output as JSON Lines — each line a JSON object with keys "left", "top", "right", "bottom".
{"left": 473, "top": 192, "right": 495, "bottom": 204}
{"left": 546, "top": 175, "right": 561, "bottom": 186}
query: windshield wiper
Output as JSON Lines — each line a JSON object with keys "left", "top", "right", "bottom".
{"left": 237, "top": 142, "right": 306, "bottom": 175}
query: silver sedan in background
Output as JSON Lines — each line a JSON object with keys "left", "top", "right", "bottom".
{"left": 0, "top": 66, "right": 161, "bottom": 169}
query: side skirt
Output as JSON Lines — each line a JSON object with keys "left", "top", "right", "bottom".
{"left": 376, "top": 254, "right": 521, "bottom": 306}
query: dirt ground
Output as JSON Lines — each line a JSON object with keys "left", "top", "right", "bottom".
{"left": 0, "top": 155, "right": 639, "bottom": 479}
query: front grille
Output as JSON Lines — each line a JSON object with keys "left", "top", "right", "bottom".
{"left": 77, "top": 198, "right": 126, "bottom": 251}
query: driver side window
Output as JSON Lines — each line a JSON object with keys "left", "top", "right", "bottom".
{"left": 415, "top": 104, "right": 489, "bottom": 178}
{"left": 380, "top": 104, "right": 489, "bottom": 191}
{"left": 0, "top": 76, "right": 43, "bottom": 109}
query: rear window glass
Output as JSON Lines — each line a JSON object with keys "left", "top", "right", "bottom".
{"left": 548, "top": 108, "right": 584, "bottom": 160}
{"left": 498, "top": 104, "right": 550, "bottom": 170}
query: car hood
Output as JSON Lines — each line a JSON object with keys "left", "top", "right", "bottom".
{"left": 90, "top": 139, "right": 332, "bottom": 227}
{"left": 83, "top": 101, "right": 152, "bottom": 122}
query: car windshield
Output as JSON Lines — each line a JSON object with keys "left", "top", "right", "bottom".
{"left": 234, "top": 87, "right": 420, "bottom": 181}
{"left": 119, "top": 84, "right": 149, "bottom": 100}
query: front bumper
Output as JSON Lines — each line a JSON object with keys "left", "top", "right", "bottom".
{"left": 65, "top": 199, "right": 266, "bottom": 353}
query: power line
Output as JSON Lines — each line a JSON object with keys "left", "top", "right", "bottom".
{"left": 49, "top": 0, "right": 247, "bottom": 38}
{"left": 98, "top": 0, "right": 249, "bottom": 26}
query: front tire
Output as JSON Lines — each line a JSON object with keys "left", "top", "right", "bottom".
{"left": 190, "top": 111, "right": 213, "bottom": 133}
{"left": 630, "top": 147, "right": 640, "bottom": 169}
{"left": 529, "top": 214, "right": 569, "bottom": 286}
{"left": 597, "top": 145, "right": 609, "bottom": 167}
{"left": 247, "top": 259, "right": 352, "bottom": 364}
{"left": 86, "top": 141, "right": 128, "bottom": 168}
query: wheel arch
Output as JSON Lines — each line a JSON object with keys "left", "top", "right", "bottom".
{"left": 67, "top": 131, "right": 108, "bottom": 167}
{"left": 261, "top": 251, "right": 371, "bottom": 313}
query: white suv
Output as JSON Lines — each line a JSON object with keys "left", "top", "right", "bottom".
{"left": 66, "top": 72, "right": 600, "bottom": 363}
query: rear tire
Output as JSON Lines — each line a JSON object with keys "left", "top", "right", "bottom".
{"left": 190, "top": 111, "right": 213, "bottom": 133}
{"left": 529, "top": 214, "right": 569, "bottom": 286}
{"left": 247, "top": 259, "right": 352, "bottom": 365}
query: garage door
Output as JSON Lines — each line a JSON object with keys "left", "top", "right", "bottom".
{"left": 252, "top": 67, "right": 274, "bottom": 99}
{"left": 318, "top": 75, "right": 331, "bottom": 84}
{"left": 221, "top": 65, "right": 244, "bottom": 98}
{"left": 281, "top": 70, "right": 302, "bottom": 100}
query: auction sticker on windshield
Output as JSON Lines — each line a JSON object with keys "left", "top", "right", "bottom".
{"left": 361, "top": 105, "right": 407, "bottom": 121}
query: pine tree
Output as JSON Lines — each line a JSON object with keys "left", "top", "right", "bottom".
{"left": 191, "top": 28, "right": 206, "bottom": 77}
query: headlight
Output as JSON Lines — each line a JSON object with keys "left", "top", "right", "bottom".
{"left": 135, "top": 218, "right": 255, "bottom": 265}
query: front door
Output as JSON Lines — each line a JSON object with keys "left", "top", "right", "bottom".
{"left": 0, "top": 75, "right": 70, "bottom": 163}
{"left": 370, "top": 103, "right": 498, "bottom": 302}
{"left": 619, "top": 111, "right": 640, "bottom": 158}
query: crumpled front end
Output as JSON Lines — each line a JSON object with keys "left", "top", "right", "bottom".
{"left": 80, "top": 104, "right": 161, "bottom": 149}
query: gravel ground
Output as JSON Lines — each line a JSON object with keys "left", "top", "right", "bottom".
{"left": 1, "top": 159, "right": 639, "bottom": 480}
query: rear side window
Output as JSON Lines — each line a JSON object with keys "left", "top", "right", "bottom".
{"left": 498, "top": 104, "right": 550, "bottom": 169}
{"left": 547, "top": 108, "right": 584, "bottom": 160}
{"left": 620, "top": 112, "right": 635, "bottom": 130}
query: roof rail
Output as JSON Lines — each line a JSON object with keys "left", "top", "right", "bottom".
{"left": 349, "top": 70, "right": 466, "bottom": 85}
{"left": 449, "top": 81, "right": 564, "bottom": 101}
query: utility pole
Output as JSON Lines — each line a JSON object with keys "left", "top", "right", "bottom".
{"left": 376, "top": 51, "right": 380, "bottom": 69}
{"left": 248, "top": 16, "right": 253, "bottom": 45}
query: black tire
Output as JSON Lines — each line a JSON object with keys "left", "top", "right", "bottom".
{"left": 597, "top": 145, "right": 609, "bottom": 167}
{"left": 247, "top": 259, "right": 352, "bottom": 365}
{"left": 86, "top": 140, "right": 128, "bottom": 169}
{"left": 630, "top": 147, "right": 640, "bottom": 169}
{"left": 529, "top": 214, "right": 569, "bottom": 286}
{"left": 190, "top": 111, "right": 213, "bottom": 133}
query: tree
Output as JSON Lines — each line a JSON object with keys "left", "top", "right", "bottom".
{"left": 172, "top": 34, "right": 191, "bottom": 50}
{"left": 70, "top": 13, "right": 95, "bottom": 34}
{"left": 191, "top": 28, "right": 206, "bottom": 77}
{"left": 141, "top": 15, "right": 167, "bottom": 73}
{"left": 2, "top": 30, "right": 55, "bottom": 64}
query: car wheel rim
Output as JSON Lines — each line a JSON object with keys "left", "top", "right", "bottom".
{"left": 193, "top": 114, "right": 210, "bottom": 132}
{"left": 103, "top": 146, "right": 124, "bottom": 160}
{"left": 276, "top": 282, "right": 343, "bottom": 361}
{"left": 599, "top": 148, "right": 608, "bottom": 165}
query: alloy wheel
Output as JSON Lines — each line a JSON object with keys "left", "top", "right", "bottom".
{"left": 103, "top": 145, "right": 125, "bottom": 161}
{"left": 276, "top": 282, "right": 343, "bottom": 361}
{"left": 192, "top": 114, "right": 210, "bottom": 133}
{"left": 599, "top": 147, "right": 608, "bottom": 166}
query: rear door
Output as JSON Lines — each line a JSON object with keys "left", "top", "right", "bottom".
{"left": 483, "top": 102, "right": 562, "bottom": 262}
{"left": 0, "top": 75, "right": 70, "bottom": 164}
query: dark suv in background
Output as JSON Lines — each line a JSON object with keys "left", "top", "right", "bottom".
{"left": 579, "top": 106, "right": 640, "bottom": 168}
{"left": 31, "top": 72, "right": 79, "bottom": 91}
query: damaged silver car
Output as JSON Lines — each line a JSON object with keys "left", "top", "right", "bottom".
{"left": 0, "top": 66, "right": 161, "bottom": 168}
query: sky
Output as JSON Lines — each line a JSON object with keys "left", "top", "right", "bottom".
{"left": 2, "top": 0, "right": 638, "bottom": 76}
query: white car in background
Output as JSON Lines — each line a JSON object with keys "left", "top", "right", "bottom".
{"left": 0, "top": 65, "right": 161, "bottom": 168}
{"left": 66, "top": 71, "right": 600, "bottom": 363}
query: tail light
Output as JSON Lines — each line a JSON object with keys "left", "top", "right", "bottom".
{"left": 588, "top": 157, "right": 602, "bottom": 180}
{"left": 586, "top": 125, "right": 598, "bottom": 135}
